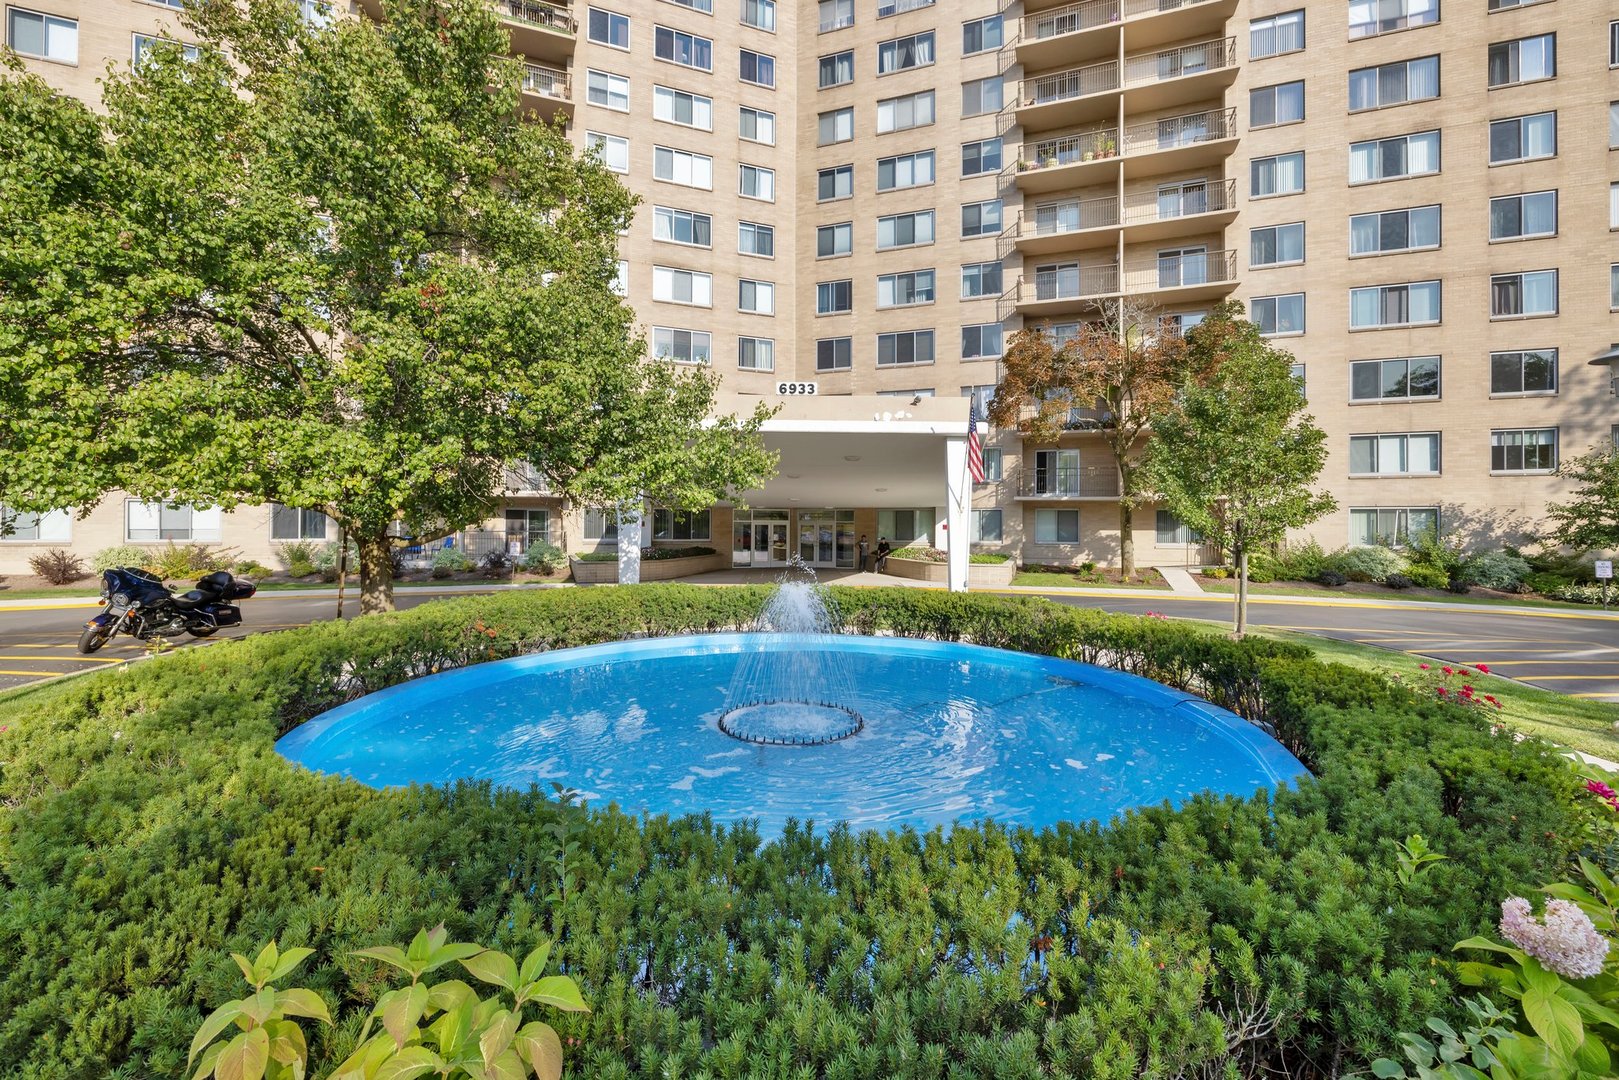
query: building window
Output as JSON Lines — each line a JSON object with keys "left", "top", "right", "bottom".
{"left": 1488, "top": 33, "right": 1555, "bottom": 88}
{"left": 738, "top": 336, "right": 775, "bottom": 371}
{"left": 739, "top": 105, "right": 775, "bottom": 145}
{"left": 1251, "top": 294, "right": 1305, "bottom": 336}
{"left": 653, "top": 26, "right": 713, "bottom": 71}
{"left": 1349, "top": 205, "right": 1441, "bottom": 255}
{"left": 816, "top": 279, "right": 852, "bottom": 314}
{"left": 1348, "top": 55, "right": 1439, "bottom": 111}
{"left": 1612, "top": 264, "right": 1619, "bottom": 310}
{"left": 1034, "top": 509, "right": 1080, "bottom": 544}
{"left": 877, "top": 150, "right": 934, "bottom": 192}
{"left": 1610, "top": 102, "right": 1618, "bottom": 149}
{"left": 585, "top": 69, "right": 631, "bottom": 112}
{"left": 653, "top": 206, "right": 712, "bottom": 247}
{"left": 741, "top": 0, "right": 775, "bottom": 32}
{"left": 1490, "top": 349, "right": 1557, "bottom": 395}
{"left": 739, "top": 163, "right": 775, "bottom": 201}
{"left": 1350, "top": 281, "right": 1440, "bottom": 329}
{"left": 653, "top": 85, "right": 714, "bottom": 130}
{"left": 877, "top": 90, "right": 934, "bottom": 133}
{"left": 877, "top": 210, "right": 934, "bottom": 250}
{"left": 132, "top": 34, "right": 200, "bottom": 66}
{"left": 652, "top": 326, "right": 712, "bottom": 364}
{"left": 878, "top": 32, "right": 934, "bottom": 75}
{"left": 961, "top": 384, "right": 995, "bottom": 415}
{"left": 960, "top": 138, "right": 1001, "bottom": 177}
{"left": 1488, "top": 112, "right": 1555, "bottom": 165}
{"left": 961, "top": 261, "right": 1001, "bottom": 299}
{"left": 1351, "top": 356, "right": 1440, "bottom": 402}
{"left": 877, "top": 269, "right": 935, "bottom": 308}
{"left": 1167, "top": 312, "right": 1206, "bottom": 337}
{"left": 653, "top": 508, "right": 711, "bottom": 541}
{"left": 1489, "top": 270, "right": 1557, "bottom": 319}
{"left": 587, "top": 7, "right": 629, "bottom": 49}
{"left": 582, "top": 509, "right": 618, "bottom": 543}
{"left": 877, "top": 329, "right": 934, "bottom": 366}
{"left": 1612, "top": 182, "right": 1619, "bottom": 229}
{"left": 651, "top": 266, "right": 713, "bottom": 306}
{"left": 1156, "top": 510, "right": 1199, "bottom": 545}
{"left": 818, "top": 165, "right": 853, "bottom": 201}
{"left": 1348, "top": 0, "right": 1438, "bottom": 40}
{"left": 816, "top": 222, "right": 853, "bottom": 258}
{"left": 0, "top": 506, "right": 70, "bottom": 542}
{"left": 1489, "top": 192, "right": 1555, "bottom": 241}
{"left": 610, "top": 260, "right": 628, "bottom": 297}
{"left": 972, "top": 509, "right": 1003, "bottom": 541}
{"left": 738, "top": 221, "right": 774, "bottom": 257}
{"left": 126, "top": 501, "right": 222, "bottom": 542}
{"left": 270, "top": 504, "right": 330, "bottom": 541}
{"left": 1251, "top": 152, "right": 1305, "bottom": 198}
{"left": 1249, "top": 222, "right": 1305, "bottom": 268}
{"left": 961, "top": 200, "right": 1000, "bottom": 237}
{"left": 962, "top": 14, "right": 1002, "bottom": 55}
{"left": 819, "top": 0, "right": 854, "bottom": 32}
{"left": 740, "top": 49, "right": 775, "bottom": 87}
{"left": 1250, "top": 10, "right": 1304, "bottom": 59}
{"left": 980, "top": 447, "right": 1003, "bottom": 482}
{"left": 818, "top": 50, "right": 853, "bottom": 88}
{"left": 653, "top": 146, "right": 713, "bottom": 189}
{"left": 878, "top": 508, "right": 935, "bottom": 544}
{"left": 737, "top": 279, "right": 774, "bottom": 315}
{"left": 816, "top": 337, "right": 852, "bottom": 371}
{"left": 962, "top": 76, "right": 1002, "bottom": 117}
{"left": 818, "top": 107, "right": 854, "bottom": 145}
{"left": 1350, "top": 130, "right": 1440, "bottom": 183}
{"left": 1491, "top": 428, "right": 1557, "bottom": 472}
{"left": 1250, "top": 81, "right": 1305, "bottom": 128}
{"left": 6, "top": 7, "right": 76, "bottom": 63}
{"left": 1349, "top": 432, "right": 1441, "bottom": 476}
{"left": 585, "top": 131, "right": 630, "bottom": 173}
{"left": 961, "top": 323, "right": 1003, "bottom": 360}
{"left": 1350, "top": 507, "right": 1437, "bottom": 547}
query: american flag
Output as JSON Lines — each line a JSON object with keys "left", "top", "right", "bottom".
{"left": 967, "top": 400, "right": 985, "bottom": 484}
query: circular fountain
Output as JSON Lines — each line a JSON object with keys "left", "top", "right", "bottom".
{"left": 276, "top": 566, "right": 1310, "bottom": 831}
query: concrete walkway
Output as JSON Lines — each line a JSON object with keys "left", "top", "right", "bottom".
{"left": 1154, "top": 565, "right": 1204, "bottom": 595}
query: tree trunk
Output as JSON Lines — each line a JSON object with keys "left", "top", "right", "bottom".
{"left": 1118, "top": 498, "right": 1136, "bottom": 581}
{"left": 356, "top": 534, "right": 395, "bottom": 615}
{"left": 1234, "top": 546, "right": 1249, "bottom": 639}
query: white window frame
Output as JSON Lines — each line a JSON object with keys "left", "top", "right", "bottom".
{"left": 739, "top": 105, "right": 775, "bottom": 145}
{"left": 960, "top": 138, "right": 1001, "bottom": 177}
{"left": 1348, "top": 0, "right": 1438, "bottom": 41}
{"left": 818, "top": 49, "right": 853, "bottom": 89}
{"left": 654, "top": 25, "right": 714, "bottom": 71}
{"left": 877, "top": 150, "right": 935, "bottom": 192}
{"left": 1033, "top": 508, "right": 1080, "bottom": 544}
{"left": 1488, "top": 32, "right": 1555, "bottom": 88}
{"left": 1489, "top": 349, "right": 1557, "bottom": 396}
{"left": 585, "top": 131, "right": 630, "bottom": 174}
{"left": 651, "top": 266, "right": 714, "bottom": 307}
{"left": 817, "top": 222, "right": 853, "bottom": 258}
{"left": 653, "top": 205, "right": 712, "bottom": 248}
{"left": 1249, "top": 10, "right": 1304, "bottom": 60}
{"left": 6, "top": 6, "right": 77, "bottom": 63}
{"left": 653, "top": 85, "right": 715, "bottom": 131}
{"left": 962, "top": 14, "right": 1001, "bottom": 55}
{"left": 740, "top": 48, "right": 775, "bottom": 87}
{"left": 586, "top": 7, "right": 630, "bottom": 50}
{"left": 124, "top": 501, "right": 222, "bottom": 543}
{"left": 1249, "top": 222, "right": 1305, "bottom": 268}
{"left": 877, "top": 31, "right": 934, "bottom": 75}
{"left": 0, "top": 506, "right": 71, "bottom": 542}
{"left": 876, "top": 90, "right": 934, "bottom": 134}
{"left": 1251, "top": 151, "right": 1305, "bottom": 199}
{"left": 737, "top": 221, "right": 774, "bottom": 258}
{"left": 1348, "top": 205, "right": 1441, "bottom": 256}
{"left": 818, "top": 106, "right": 854, "bottom": 145}
{"left": 961, "top": 323, "right": 1003, "bottom": 360}
{"left": 739, "top": 163, "right": 775, "bottom": 202}
{"left": 1349, "top": 507, "right": 1438, "bottom": 548}
{"left": 738, "top": 336, "right": 775, "bottom": 371}
{"left": 1348, "top": 432, "right": 1441, "bottom": 477}
{"left": 816, "top": 337, "right": 853, "bottom": 371}
{"left": 876, "top": 210, "right": 935, "bottom": 250}
{"left": 818, "top": 165, "right": 853, "bottom": 202}
{"left": 740, "top": 0, "right": 775, "bottom": 33}
{"left": 961, "top": 200, "right": 1001, "bottom": 237}
{"left": 1350, "top": 356, "right": 1441, "bottom": 403}
{"left": 1251, "top": 293, "right": 1305, "bottom": 336}
{"left": 653, "top": 145, "right": 714, "bottom": 189}
{"left": 876, "top": 329, "right": 935, "bottom": 367}
{"left": 737, "top": 278, "right": 775, "bottom": 315}
{"left": 1490, "top": 428, "right": 1557, "bottom": 473}
{"left": 816, "top": 279, "right": 853, "bottom": 314}
{"left": 1349, "top": 130, "right": 1440, "bottom": 183}
{"left": 876, "top": 269, "right": 936, "bottom": 309}
{"left": 1488, "top": 191, "right": 1556, "bottom": 242}
{"left": 1348, "top": 55, "right": 1439, "bottom": 112}
{"left": 270, "top": 503, "right": 331, "bottom": 541}
{"left": 819, "top": 0, "right": 853, "bottom": 33}
{"left": 961, "top": 76, "right": 1002, "bottom": 118}
{"left": 1249, "top": 81, "right": 1305, "bottom": 128}
{"left": 960, "top": 261, "right": 1001, "bottom": 299}
{"left": 1349, "top": 280, "right": 1441, "bottom": 330}
{"left": 1488, "top": 112, "right": 1555, "bottom": 165}
{"left": 651, "top": 325, "right": 713, "bottom": 365}
{"left": 585, "top": 69, "right": 631, "bottom": 112}
{"left": 1488, "top": 270, "right": 1558, "bottom": 320}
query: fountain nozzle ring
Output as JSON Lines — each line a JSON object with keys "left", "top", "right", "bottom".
{"left": 717, "top": 700, "right": 864, "bottom": 745}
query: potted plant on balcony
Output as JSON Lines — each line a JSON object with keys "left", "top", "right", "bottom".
{"left": 1099, "top": 137, "right": 1117, "bottom": 158}
{"left": 1043, "top": 152, "right": 1058, "bottom": 168}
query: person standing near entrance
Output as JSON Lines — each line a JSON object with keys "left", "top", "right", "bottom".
{"left": 858, "top": 534, "right": 870, "bottom": 572}
{"left": 875, "top": 537, "right": 891, "bottom": 573}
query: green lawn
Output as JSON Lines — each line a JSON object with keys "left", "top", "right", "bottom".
{"left": 1198, "top": 579, "right": 1608, "bottom": 612}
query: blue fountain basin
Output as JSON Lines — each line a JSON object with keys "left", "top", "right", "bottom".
{"left": 275, "top": 633, "right": 1310, "bottom": 832}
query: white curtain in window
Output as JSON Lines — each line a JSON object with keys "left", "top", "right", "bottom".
{"left": 1522, "top": 271, "right": 1557, "bottom": 314}
{"left": 1406, "top": 132, "right": 1438, "bottom": 174}
{"left": 1406, "top": 57, "right": 1438, "bottom": 99}
{"left": 1409, "top": 281, "right": 1440, "bottom": 323}
{"left": 1407, "top": 434, "right": 1437, "bottom": 473}
{"left": 1349, "top": 142, "right": 1377, "bottom": 183}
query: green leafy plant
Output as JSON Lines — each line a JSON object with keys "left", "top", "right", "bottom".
{"left": 1394, "top": 834, "right": 1448, "bottom": 889}
{"left": 1458, "top": 551, "right": 1532, "bottom": 593}
{"left": 189, "top": 941, "right": 331, "bottom": 1080}
{"left": 522, "top": 543, "right": 564, "bottom": 575}
{"left": 1370, "top": 996, "right": 1516, "bottom": 1079}
{"left": 277, "top": 541, "right": 322, "bottom": 578}
{"left": 90, "top": 544, "right": 155, "bottom": 572}
{"left": 431, "top": 548, "right": 472, "bottom": 578}
{"left": 333, "top": 925, "right": 588, "bottom": 1080}
{"left": 1405, "top": 564, "right": 1450, "bottom": 590}
{"left": 888, "top": 546, "right": 946, "bottom": 562}
{"left": 152, "top": 542, "right": 235, "bottom": 581}
{"left": 1327, "top": 545, "right": 1407, "bottom": 584}
{"left": 234, "top": 560, "right": 271, "bottom": 578}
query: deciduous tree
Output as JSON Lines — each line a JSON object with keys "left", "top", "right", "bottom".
{"left": 1545, "top": 444, "right": 1619, "bottom": 554}
{"left": 0, "top": 0, "right": 775, "bottom": 611}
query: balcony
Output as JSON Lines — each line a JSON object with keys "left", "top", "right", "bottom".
{"left": 1122, "top": 248, "right": 1238, "bottom": 302}
{"left": 999, "top": 195, "right": 1121, "bottom": 257}
{"left": 1119, "top": 177, "right": 1237, "bottom": 242}
{"left": 1013, "top": 0, "right": 1123, "bottom": 70}
{"left": 1010, "top": 59, "right": 1121, "bottom": 131}
{"left": 1120, "top": 107, "right": 1237, "bottom": 177}
{"left": 492, "top": 0, "right": 576, "bottom": 64}
{"left": 998, "top": 264, "right": 1120, "bottom": 321}
{"left": 1002, "top": 126, "right": 1120, "bottom": 194}
{"left": 1119, "top": 0, "right": 1238, "bottom": 51}
{"left": 519, "top": 62, "right": 572, "bottom": 120}
{"left": 1017, "top": 466, "right": 1122, "bottom": 500}
{"left": 1120, "top": 37, "right": 1236, "bottom": 112}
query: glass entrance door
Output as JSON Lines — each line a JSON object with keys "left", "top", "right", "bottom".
{"left": 732, "top": 510, "right": 793, "bottom": 567}
{"left": 796, "top": 510, "right": 857, "bottom": 567}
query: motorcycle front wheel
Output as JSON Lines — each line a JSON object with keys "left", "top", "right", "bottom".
{"left": 77, "top": 624, "right": 114, "bottom": 655}
{"left": 187, "top": 626, "right": 218, "bottom": 638}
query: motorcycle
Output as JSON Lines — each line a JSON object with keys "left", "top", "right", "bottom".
{"left": 78, "top": 566, "right": 257, "bottom": 654}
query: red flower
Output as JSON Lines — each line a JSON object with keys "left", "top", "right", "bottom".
{"left": 1436, "top": 687, "right": 1448, "bottom": 696}
{"left": 1476, "top": 663, "right": 1490, "bottom": 674}
{"left": 1442, "top": 666, "right": 1454, "bottom": 675}
{"left": 1484, "top": 695, "right": 1499, "bottom": 705}
{"left": 1418, "top": 663, "right": 1430, "bottom": 670}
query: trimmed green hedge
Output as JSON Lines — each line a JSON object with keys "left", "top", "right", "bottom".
{"left": 0, "top": 587, "right": 1595, "bottom": 1078}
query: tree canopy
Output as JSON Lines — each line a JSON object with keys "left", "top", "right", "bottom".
{"left": 1544, "top": 444, "right": 1619, "bottom": 555}
{"left": 0, "top": 0, "right": 775, "bottom": 609}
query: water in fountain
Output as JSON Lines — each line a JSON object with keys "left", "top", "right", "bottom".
{"left": 719, "top": 559, "right": 864, "bottom": 745}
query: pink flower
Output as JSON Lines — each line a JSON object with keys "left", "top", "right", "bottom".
{"left": 1418, "top": 663, "right": 1431, "bottom": 670}
{"left": 1477, "top": 664, "right": 1491, "bottom": 674}
{"left": 1436, "top": 687, "right": 1448, "bottom": 696}
{"left": 1499, "top": 897, "right": 1610, "bottom": 979}
{"left": 1442, "top": 666, "right": 1454, "bottom": 675}
{"left": 1587, "top": 779, "right": 1618, "bottom": 800}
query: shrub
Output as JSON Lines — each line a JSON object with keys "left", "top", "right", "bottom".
{"left": 276, "top": 541, "right": 321, "bottom": 577}
{"left": 1328, "top": 545, "right": 1407, "bottom": 584}
{"left": 1271, "top": 540, "right": 1331, "bottom": 581}
{"left": 1458, "top": 550, "right": 1532, "bottom": 592}
{"left": 1551, "top": 583, "right": 1610, "bottom": 605}
{"left": 1079, "top": 560, "right": 1097, "bottom": 573}
{"left": 27, "top": 548, "right": 87, "bottom": 585}
{"left": 232, "top": 560, "right": 270, "bottom": 578}
{"left": 1384, "top": 573, "right": 1413, "bottom": 590}
{"left": 311, "top": 541, "right": 359, "bottom": 582}
{"left": 151, "top": 542, "right": 235, "bottom": 581}
{"left": 889, "top": 545, "right": 946, "bottom": 562}
{"left": 1447, "top": 578, "right": 1472, "bottom": 594}
{"left": 1202, "top": 565, "right": 1229, "bottom": 579}
{"left": 1521, "top": 571, "right": 1573, "bottom": 596}
{"left": 431, "top": 547, "right": 472, "bottom": 574}
{"left": 642, "top": 545, "right": 717, "bottom": 561}
{"left": 1404, "top": 564, "right": 1450, "bottom": 590}
{"left": 480, "top": 550, "right": 512, "bottom": 576}
{"left": 968, "top": 552, "right": 1011, "bottom": 564}
{"left": 90, "top": 544, "right": 154, "bottom": 572}
{"left": 1316, "top": 568, "right": 1347, "bottom": 587}
{"left": 574, "top": 551, "right": 616, "bottom": 562}
{"left": 522, "top": 543, "right": 564, "bottom": 575}
{"left": 1245, "top": 557, "right": 1276, "bottom": 584}
{"left": 1406, "top": 527, "right": 1467, "bottom": 578}
{"left": 0, "top": 587, "right": 1591, "bottom": 1078}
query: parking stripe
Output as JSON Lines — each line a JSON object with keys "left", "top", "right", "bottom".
{"left": 0, "top": 669, "right": 70, "bottom": 677}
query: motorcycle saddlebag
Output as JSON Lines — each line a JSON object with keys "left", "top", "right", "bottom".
{"left": 209, "top": 605, "right": 244, "bottom": 628}
{"left": 226, "top": 578, "right": 257, "bottom": 601}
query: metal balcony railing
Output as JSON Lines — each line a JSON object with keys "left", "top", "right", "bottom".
{"left": 1010, "top": 127, "right": 1120, "bottom": 177}
{"left": 1022, "top": 0, "right": 1121, "bottom": 43}
{"left": 1020, "top": 59, "right": 1120, "bottom": 108}
{"left": 1122, "top": 37, "right": 1235, "bottom": 87}
{"left": 877, "top": 0, "right": 934, "bottom": 15}
{"left": 1123, "top": 248, "right": 1238, "bottom": 292}
{"left": 1021, "top": 466, "right": 1121, "bottom": 498}
{"left": 1001, "top": 194, "right": 1121, "bottom": 243}
{"left": 1122, "top": 0, "right": 1222, "bottom": 15}
{"left": 521, "top": 63, "right": 571, "bottom": 101}
{"left": 493, "top": 0, "right": 575, "bottom": 34}
{"left": 1001, "top": 264, "right": 1121, "bottom": 306}
{"left": 1119, "top": 177, "right": 1236, "bottom": 224}
{"left": 1120, "top": 107, "right": 1237, "bottom": 156}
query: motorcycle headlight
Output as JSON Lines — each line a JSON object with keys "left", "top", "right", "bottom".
{"left": 112, "top": 591, "right": 131, "bottom": 607}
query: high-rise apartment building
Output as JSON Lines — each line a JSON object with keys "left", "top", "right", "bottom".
{"left": 2, "top": 0, "right": 1615, "bottom": 581}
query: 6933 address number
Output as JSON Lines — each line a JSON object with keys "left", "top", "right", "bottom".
{"left": 775, "top": 381, "right": 818, "bottom": 396}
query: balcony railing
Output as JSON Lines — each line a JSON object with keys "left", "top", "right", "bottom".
{"left": 1122, "top": 37, "right": 1235, "bottom": 87}
{"left": 1002, "top": 194, "right": 1121, "bottom": 242}
{"left": 1122, "top": 0, "right": 1223, "bottom": 15}
{"left": 1023, "top": 0, "right": 1121, "bottom": 43}
{"left": 1123, "top": 248, "right": 1238, "bottom": 292}
{"left": 1021, "top": 59, "right": 1120, "bottom": 107}
{"left": 1002, "top": 264, "right": 1120, "bottom": 305}
{"left": 1021, "top": 466, "right": 1121, "bottom": 499}
{"left": 1120, "top": 107, "right": 1237, "bottom": 156}
{"left": 493, "top": 0, "right": 575, "bottom": 34}
{"left": 521, "top": 63, "right": 570, "bottom": 101}
{"left": 1120, "top": 177, "right": 1236, "bottom": 224}
{"left": 1016, "top": 126, "right": 1120, "bottom": 173}
{"left": 877, "top": 0, "right": 934, "bottom": 15}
